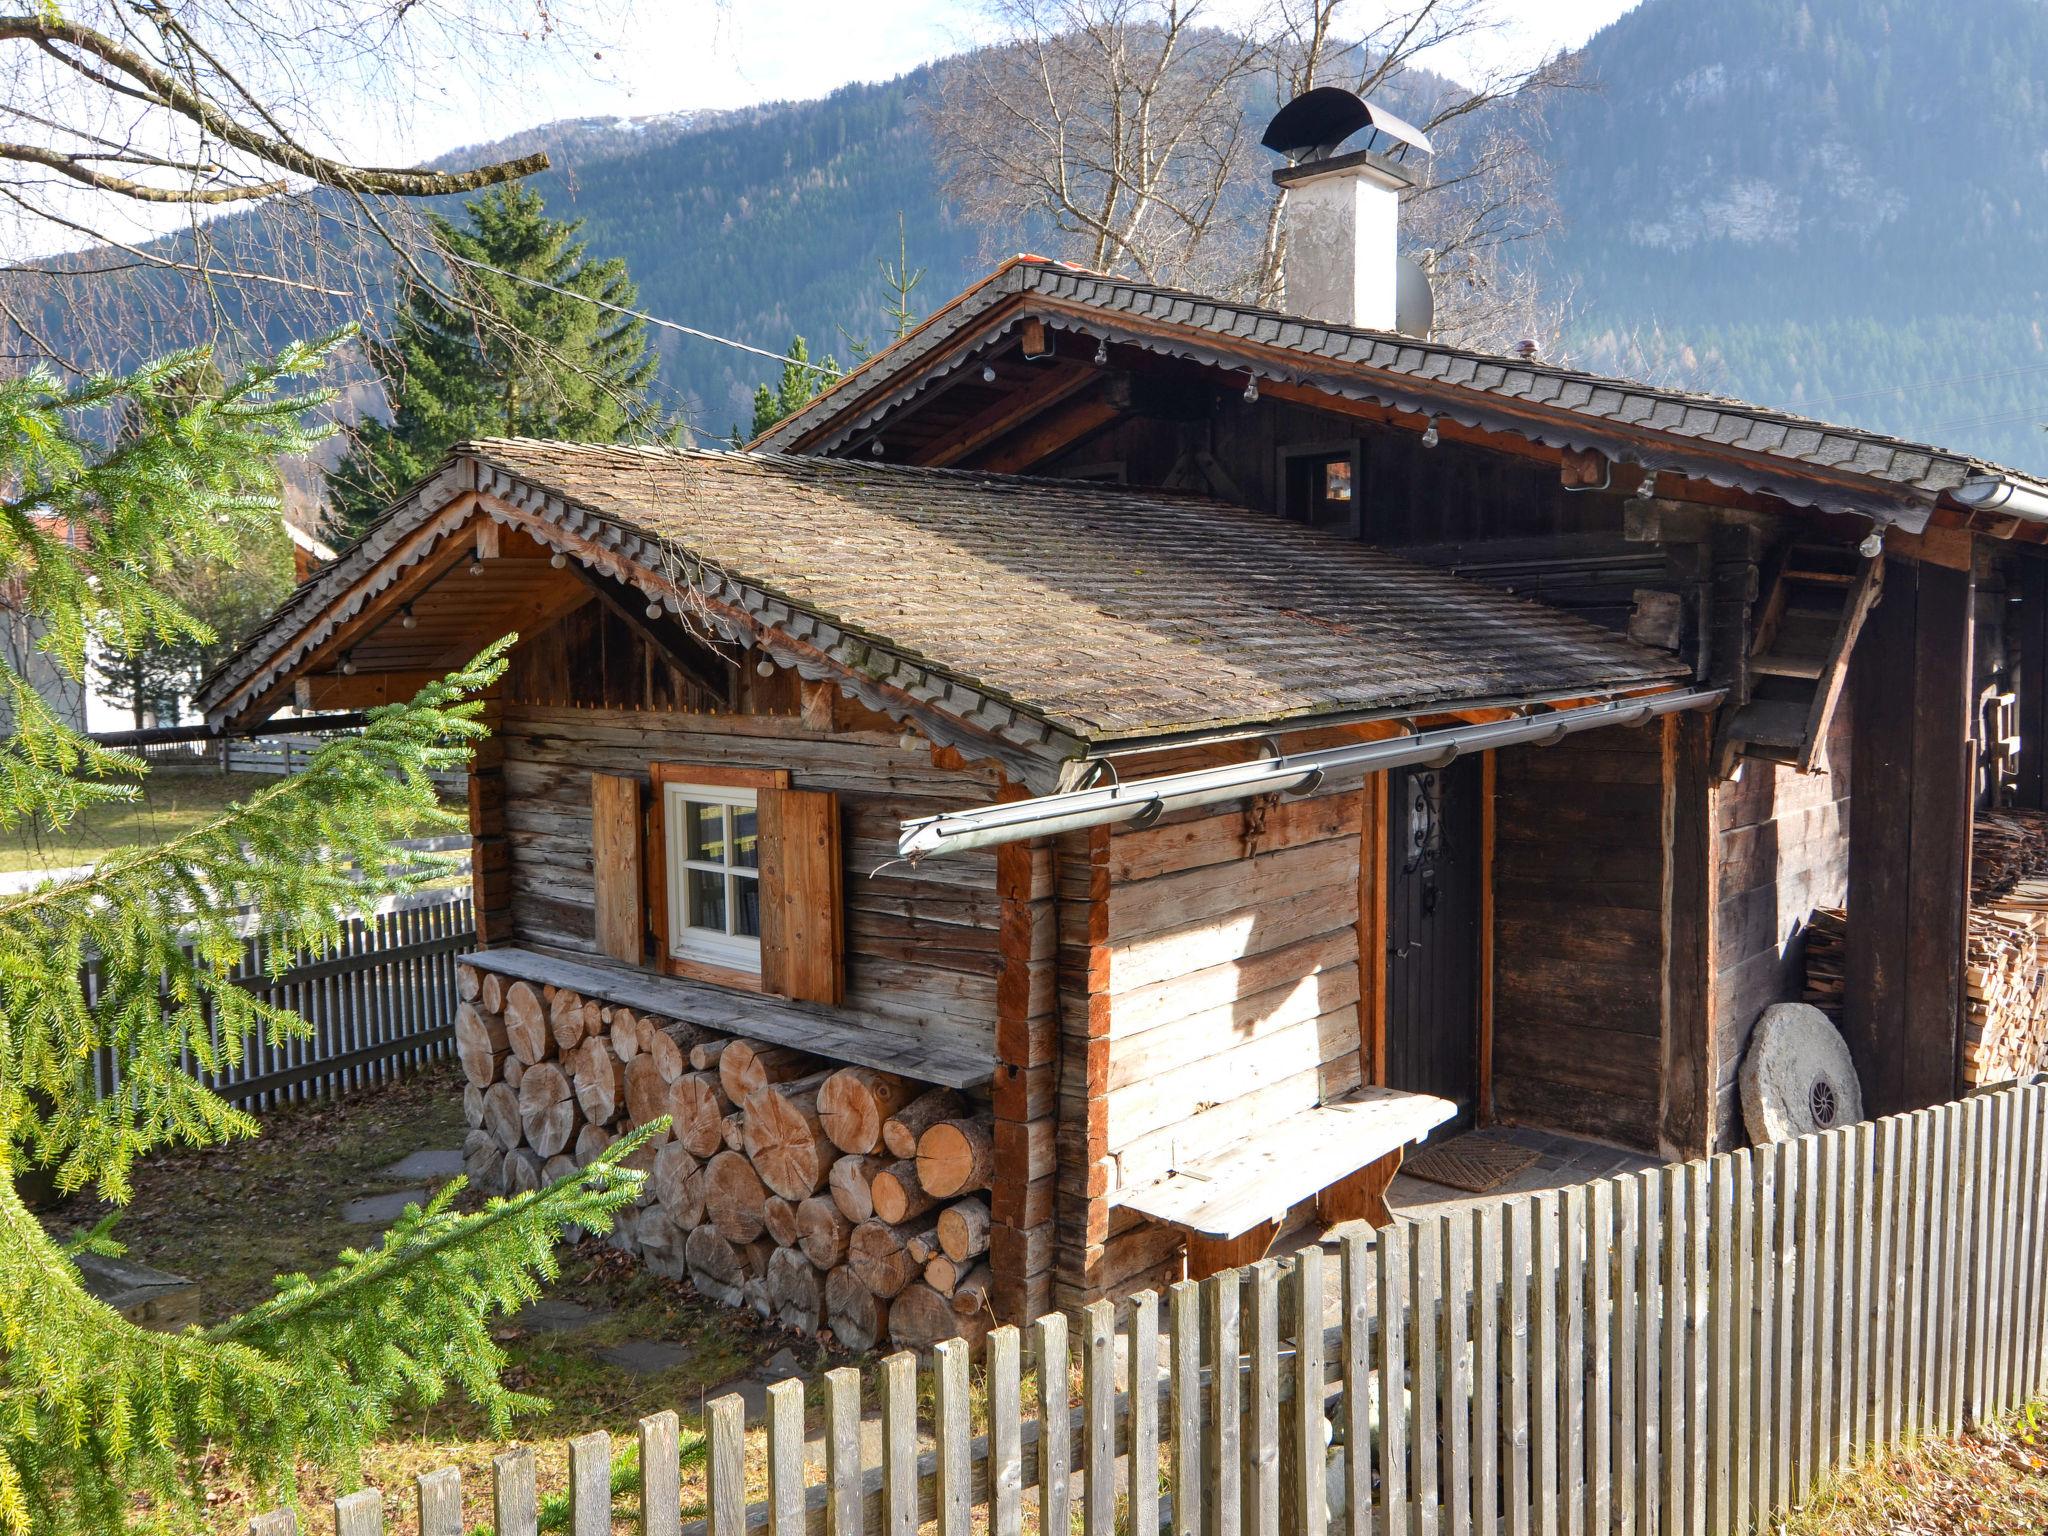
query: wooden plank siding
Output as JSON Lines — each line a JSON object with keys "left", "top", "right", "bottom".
{"left": 1056, "top": 792, "right": 1365, "bottom": 1307}
{"left": 497, "top": 697, "right": 1022, "bottom": 1079}
{"left": 1491, "top": 728, "right": 1669, "bottom": 1151}
{"left": 1707, "top": 709, "right": 1852, "bottom": 1149}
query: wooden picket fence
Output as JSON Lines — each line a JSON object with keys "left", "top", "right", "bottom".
{"left": 249, "top": 1079, "right": 2048, "bottom": 1536}
{"left": 90, "top": 887, "right": 476, "bottom": 1112}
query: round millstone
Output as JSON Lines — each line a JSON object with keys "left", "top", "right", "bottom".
{"left": 1740, "top": 1002, "right": 1865, "bottom": 1144}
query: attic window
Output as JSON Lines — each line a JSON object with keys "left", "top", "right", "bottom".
{"left": 1281, "top": 442, "right": 1364, "bottom": 537}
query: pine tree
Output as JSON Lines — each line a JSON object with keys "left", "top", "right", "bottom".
{"left": 0, "top": 339, "right": 646, "bottom": 1533}
{"left": 749, "top": 336, "right": 838, "bottom": 439}
{"left": 328, "top": 186, "right": 664, "bottom": 538}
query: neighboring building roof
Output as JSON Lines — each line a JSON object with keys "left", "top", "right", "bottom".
{"left": 750, "top": 257, "right": 2041, "bottom": 527}
{"left": 196, "top": 441, "right": 1686, "bottom": 768}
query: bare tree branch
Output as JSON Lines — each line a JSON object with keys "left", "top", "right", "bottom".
{"left": 929, "top": 0, "right": 1584, "bottom": 348}
{"left": 0, "top": 13, "right": 547, "bottom": 202}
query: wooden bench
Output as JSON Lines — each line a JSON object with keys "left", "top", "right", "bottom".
{"left": 1118, "top": 1087, "right": 1458, "bottom": 1278}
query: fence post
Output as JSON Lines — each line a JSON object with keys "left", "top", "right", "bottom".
{"left": 1039, "top": 1313, "right": 1073, "bottom": 1536}
{"left": 1084, "top": 1299, "right": 1119, "bottom": 1536}
{"left": 1337, "top": 1235, "right": 1371, "bottom": 1536}
{"left": 640, "top": 1413, "right": 680, "bottom": 1536}
{"left": 493, "top": 1446, "right": 537, "bottom": 1536}
{"left": 825, "top": 1365, "right": 864, "bottom": 1536}
{"left": 932, "top": 1340, "right": 971, "bottom": 1536}
{"left": 1130, "top": 1289, "right": 1163, "bottom": 1536}
{"left": 416, "top": 1467, "right": 461, "bottom": 1536}
{"left": 770, "top": 1378, "right": 810, "bottom": 1536}
{"left": 987, "top": 1332, "right": 1024, "bottom": 1536}
{"left": 1172, "top": 1280, "right": 1206, "bottom": 1536}
{"left": 710, "top": 1396, "right": 745, "bottom": 1536}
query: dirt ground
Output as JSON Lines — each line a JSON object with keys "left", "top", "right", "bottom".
{"left": 42, "top": 1061, "right": 861, "bottom": 1534}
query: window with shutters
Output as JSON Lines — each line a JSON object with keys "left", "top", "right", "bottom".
{"left": 662, "top": 780, "right": 762, "bottom": 973}
{"left": 637, "top": 762, "right": 844, "bottom": 1005}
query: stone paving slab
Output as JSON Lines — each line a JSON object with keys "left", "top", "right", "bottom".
{"left": 516, "top": 1298, "right": 610, "bottom": 1333}
{"left": 341, "top": 1188, "right": 430, "bottom": 1225}
{"left": 599, "top": 1339, "right": 695, "bottom": 1377}
{"left": 378, "top": 1149, "right": 465, "bottom": 1180}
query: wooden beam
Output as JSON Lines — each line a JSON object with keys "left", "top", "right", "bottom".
{"left": 1020, "top": 317, "right": 1053, "bottom": 360}
{"left": 1845, "top": 557, "right": 1976, "bottom": 1114}
{"left": 568, "top": 560, "right": 737, "bottom": 701}
{"left": 918, "top": 363, "right": 1098, "bottom": 469}
{"left": 2018, "top": 553, "right": 2048, "bottom": 810}
{"left": 227, "top": 494, "right": 481, "bottom": 722}
{"left": 1359, "top": 769, "right": 1390, "bottom": 1087}
{"left": 1659, "top": 711, "right": 1717, "bottom": 1159}
{"left": 969, "top": 391, "right": 1122, "bottom": 475}
{"left": 294, "top": 669, "right": 448, "bottom": 710}
{"left": 1477, "top": 750, "right": 1496, "bottom": 1126}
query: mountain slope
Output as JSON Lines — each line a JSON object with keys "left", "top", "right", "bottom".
{"left": 23, "top": 0, "right": 2048, "bottom": 472}
{"left": 1547, "top": 0, "right": 2048, "bottom": 468}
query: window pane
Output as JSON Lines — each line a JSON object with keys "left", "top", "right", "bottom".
{"left": 687, "top": 867, "right": 727, "bottom": 933}
{"left": 731, "top": 803, "right": 759, "bottom": 868}
{"left": 1324, "top": 458, "right": 1353, "bottom": 502}
{"left": 685, "top": 800, "right": 727, "bottom": 864}
{"left": 732, "top": 872, "right": 761, "bottom": 938}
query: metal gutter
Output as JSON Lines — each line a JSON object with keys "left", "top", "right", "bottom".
{"left": 1952, "top": 475, "right": 2048, "bottom": 525}
{"left": 897, "top": 687, "right": 1724, "bottom": 861}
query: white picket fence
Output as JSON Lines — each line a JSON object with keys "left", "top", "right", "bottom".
{"left": 249, "top": 1080, "right": 2048, "bottom": 1536}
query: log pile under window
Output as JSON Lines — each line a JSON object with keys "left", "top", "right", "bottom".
{"left": 455, "top": 963, "right": 996, "bottom": 1350}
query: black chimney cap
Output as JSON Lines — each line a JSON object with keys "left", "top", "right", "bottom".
{"left": 1261, "top": 87, "right": 1433, "bottom": 164}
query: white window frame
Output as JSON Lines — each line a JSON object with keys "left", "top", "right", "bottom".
{"left": 663, "top": 781, "right": 763, "bottom": 973}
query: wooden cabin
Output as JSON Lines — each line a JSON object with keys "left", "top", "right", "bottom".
{"left": 198, "top": 259, "right": 2048, "bottom": 1345}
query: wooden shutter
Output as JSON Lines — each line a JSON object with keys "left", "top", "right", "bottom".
{"left": 759, "top": 786, "right": 844, "bottom": 1005}
{"left": 590, "top": 773, "right": 645, "bottom": 964}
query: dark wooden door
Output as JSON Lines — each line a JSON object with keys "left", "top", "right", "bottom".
{"left": 1384, "top": 756, "right": 1483, "bottom": 1132}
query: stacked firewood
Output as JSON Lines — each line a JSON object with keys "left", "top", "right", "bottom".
{"left": 1803, "top": 885, "right": 2048, "bottom": 1087}
{"left": 453, "top": 964, "right": 996, "bottom": 1351}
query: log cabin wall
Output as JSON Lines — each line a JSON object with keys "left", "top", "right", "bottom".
{"left": 1490, "top": 725, "right": 1669, "bottom": 1152}
{"left": 1053, "top": 791, "right": 1365, "bottom": 1308}
{"left": 1706, "top": 708, "right": 1852, "bottom": 1150}
{"left": 1041, "top": 392, "right": 1664, "bottom": 631}
{"left": 496, "top": 606, "right": 1071, "bottom": 1320}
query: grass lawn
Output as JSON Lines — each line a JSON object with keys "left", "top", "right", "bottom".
{"left": 41, "top": 1063, "right": 871, "bottom": 1534}
{"left": 0, "top": 768, "right": 291, "bottom": 874}
{"left": 1778, "top": 1404, "right": 2048, "bottom": 1534}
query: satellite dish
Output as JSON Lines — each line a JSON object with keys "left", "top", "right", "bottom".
{"left": 1261, "top": 87, "right": 1435, "bottom": 165}
{"left": 1395, "top": 258, "right": 1435, "bottom": 339}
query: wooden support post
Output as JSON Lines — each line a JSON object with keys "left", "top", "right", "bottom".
{"left": 467, "top": 694, "right": 511, "bottom": 948}
{"left": 1359, "top": 770, "right": 1391, "bottom": 1086}
{"left": 1846, "top": 556, "right": 1976, "bottom": 1115}
{"left": 1478, "top": 751, "right": 1496, "bottom": 1124}
{"left": 1184, "top": 1218, "right": 1278, "bottom": 1281}
{"left": 1315, "top": 1147, "right": 1403, "bottom": 1227}
{"left": 1661, "top": 712, "right": 1718, "bottom": 1159}
{"left": 991, "top": 822, "right": 1058, "bottom": 1322}
{"left": 2017, "top": 553, "right": 2048, "bottom": 810}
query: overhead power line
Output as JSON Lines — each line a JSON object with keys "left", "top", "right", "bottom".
{"left": 440, "top": 251, "right": 844, "bottom": 377}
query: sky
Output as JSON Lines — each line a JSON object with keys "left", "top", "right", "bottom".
{"left": 397, "top": 0, "right": 1646, "bottom": 162}
{"left": 7, "top": 0, "right": 1646, "bottom": 258}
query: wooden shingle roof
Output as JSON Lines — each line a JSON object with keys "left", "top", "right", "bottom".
{"left": 752, "top": 258, "right": 2046, "bottom": 526}
{"left": 198, "top": 441, "right": 1686, "bottom": 766}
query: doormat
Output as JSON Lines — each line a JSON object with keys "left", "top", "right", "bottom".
{"left": 1402, "top": 1139, "right": 1541, "bottom": 1195}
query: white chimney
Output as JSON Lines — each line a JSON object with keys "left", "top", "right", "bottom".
{"left": 1263, "top": 90, "right": 1433, "bottom": 334}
